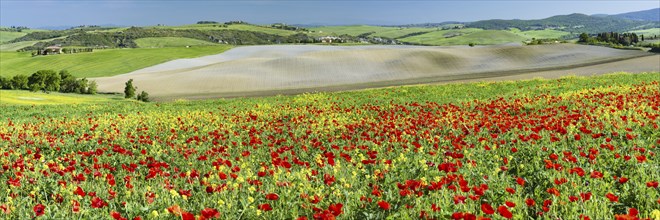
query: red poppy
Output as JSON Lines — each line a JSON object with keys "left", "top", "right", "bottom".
{"left": 0, "top": 204, "right": 10, "bottom": 214}
{"left": 201, "top": 208, "right": 220, "bottom": 219}
{"left": 377, "top": 201, "right": 391, "bottom": 210}
{"left": 590, "top": 171, "right": 603, "bottom": 179}
{"left": 505, "top": 188, "right": 515, "bottom": 194}
{"left": 497, "top": 205, "right": 513, "bottom": 219}
{"left": 33, "top": 204, "right": 45, "bottom": 217}
{"left": 328, "top": 203, "right": 343, "bottom": 216}
{"left": 265, "top": 193, "right": 279, "bottom": 200}
{"left": 647, "top": 181, "right": 659, "bottom": 188}
{"left": 525, "top": 198, "right": 535, "bottom": 206}
{"left": 91, "top": 197, "right": 108, "bottom": 208}
{"left": 505, "top": 201, "right": 516, "bottom": 208}
{"left": 606, "top": 193, "right": 619, "bottom": 202}
{"left": 72, "top": 200, "right": 80, "bottom": 213}
{"left": 481, "top": 203, "right": 495, "bottom": 214}
{"left": 516, "top": 177, "right": 525, "bottom": 186}
{"left": 259, "top": 203, "right": 273, "bottom": 211}
{"left": 110, "top": 211, "right": 126, "bottom": 220}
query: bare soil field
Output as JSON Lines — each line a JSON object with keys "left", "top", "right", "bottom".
{"left": 93, "top": 44, "right": 659, "bottom": 100}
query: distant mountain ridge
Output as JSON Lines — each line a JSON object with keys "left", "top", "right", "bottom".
{"left": 466, "top": 12, "right": 658, "bottom": 33}
{"left": 612, "top": 8, "right": 660, "bottom": 22}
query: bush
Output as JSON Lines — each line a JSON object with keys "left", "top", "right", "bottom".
{"left": 87, "top": 80, "right": 97, "bottom": 94}
{"left": 136, "top": 91, "right": 150, "bottom": 102}
{"left": 0, "top": 76, "right": 11, "bottom": 89}
{"left": 11, "top": 75, "right": 29, "bottom": 90}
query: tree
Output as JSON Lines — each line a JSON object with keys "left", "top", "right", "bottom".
{"left": 10, "top": 75, "right": 29, "bottom": 90}
{"left": 124, "top": 79, "right": 136, "bottom": 98}
{"left": 0, "top": 76, "right": 9, "bottom": 89}
{"left": 578, "top": 33, "right": 590, "bottom": 43}
{"left": 28, "top": 70, "right": 60, "bottom": 92}
{"left": 59, "top": 70, "right": 79, "bottom": 93}
{"left": 87, "top": 80, "right": 97, "bottom": 94}
{"left": 136, "top": 91, "right": 150, "bottom": 102}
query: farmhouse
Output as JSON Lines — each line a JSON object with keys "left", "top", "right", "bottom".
{"left": 43, "top": 46, "right": 63, "bottom": 55}
{"left": 318, "top": 36, "right": 341, "bottom": 43}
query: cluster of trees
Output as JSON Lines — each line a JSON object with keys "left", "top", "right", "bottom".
{"left": 123, "top": 79, "right": 149, "bottom": 102}
{"left": 0, "top": 70, "right": 97, "bottom": 94}
{"left": 32, "top": 47, "right": 94, "bottom": 56}
{"left": 196, "top": 21, "right": 219, "bottom": 24}
{"left": 1, "top": 26, "right": 30, "bottom": 32}
{"left": 525, "top": 38, "right": 567, "bottom": 45}
{"left": 578, "top": 32, "right": 643, "bottom": 46}
{"left": 271, "top": 23, "right": 308, "bottom": 31}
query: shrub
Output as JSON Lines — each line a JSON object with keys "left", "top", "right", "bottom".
{"left": 136, "top": 91, "right": 150, "bottom": 102}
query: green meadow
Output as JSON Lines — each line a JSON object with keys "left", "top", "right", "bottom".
{"left": 0, "top": 45, "right": 232, "bottom": 78}
{"left": 134, "top": 37, "right": 220, "bottom": 48}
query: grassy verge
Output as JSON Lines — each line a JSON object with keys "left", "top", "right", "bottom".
{"left": 0, "top": 90, "right": 125, "bottom": 105}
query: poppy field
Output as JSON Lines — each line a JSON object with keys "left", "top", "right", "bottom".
{"left": 1, "top": 73, "right": 659, "bottom": 219}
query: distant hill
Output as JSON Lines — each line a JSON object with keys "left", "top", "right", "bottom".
{"left": 467, "top": 13, "right": 659, "bottom": 33}
{"left": 612, "top": 8, "right": 660, "bottom": 22}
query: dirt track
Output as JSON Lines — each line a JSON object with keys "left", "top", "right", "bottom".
{"left": 93, "top": 44, "right": 659, "bottom": 100}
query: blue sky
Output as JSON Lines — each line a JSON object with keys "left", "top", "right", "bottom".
{"left": 1, "top": 1, "right": 658, "bottom": 28}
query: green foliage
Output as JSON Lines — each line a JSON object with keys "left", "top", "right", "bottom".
{"left": 0, "top": 76, "right": 11, "bottom": 89}
{"left": 196, "top": 21, "right": 219, "bottom": 24}
{"left": 124, "top": 79, "right": 136, "bottom": 99}
{"left": 28, "top": 70, "right": 60, "bottom": 92}
{"left": 136, "top": 91, "right": 150, "bottom": 102}
{"left": 579, "top": 32, "right": 642, "bottom": 47}
{"left": 10, "top": 75, "right": 29, "bottom": 90}
{"left": 87, "top": 80, "right": 97, "bottom": 95}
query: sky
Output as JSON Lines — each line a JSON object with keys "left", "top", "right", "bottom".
{"left": 1, "top": 0, "right": 658, "bottom": 28}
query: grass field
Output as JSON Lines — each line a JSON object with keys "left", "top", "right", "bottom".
{"left": 0, "top": 40, "right": 38, "bottom": 51}
{"left": 0, "top": 73, "right": 658, "bottom": 219}
{"left": 151, "top": 24, "right": 301, "bottom": 36}
{"left": 399, "top": 29, "right": 527, "bottom": 45}
{"left": 629, "top": 28, "right": 660, "bottom": 37}
{"left": 134, "top": 37, "right": 220, "bottom": 48}
{"left": 309, "top": 25, "right": 435, "bottom": 38}
{"left": 0, "top": 90, "right": 125, "bottom": 105}
{"left": 509, "top": 28, "right": 572, "bottom": 39}
{"left": 0, "top": 29, "right": 45, "bottom": 43}
{"left": 0, "top": 31, "right": 27, "bottom": 43}
{"left": 0, "top": 45, "right": 232, "bottom": 78}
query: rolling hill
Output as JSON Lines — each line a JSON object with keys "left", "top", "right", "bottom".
{"left": 467, "top": 13, "right": 658, "bottom": 33}
{"left": 0, "top": 45, "right": 232, "bottom": 78}
{"left": 612, "top": 8, "right": 660, "bottom": 22}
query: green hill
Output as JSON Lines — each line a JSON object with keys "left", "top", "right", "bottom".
{"left": 134, "top": 37, "right": 220, "bottom": 48}
{"left": 468, "top": 13, "right": 658, "bottom": 33}
{"left": 0, "top": 45, "right": 231, "bottom": 78}
{"left": 399, "top": 29, "right": 527, "bottom": 45}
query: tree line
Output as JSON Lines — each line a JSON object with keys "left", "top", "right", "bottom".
{"left": 578, "top": 32, "right": 643, "bottom": 46}
{"left": 0, "top": 70, "right": 97, "bottom": 95}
